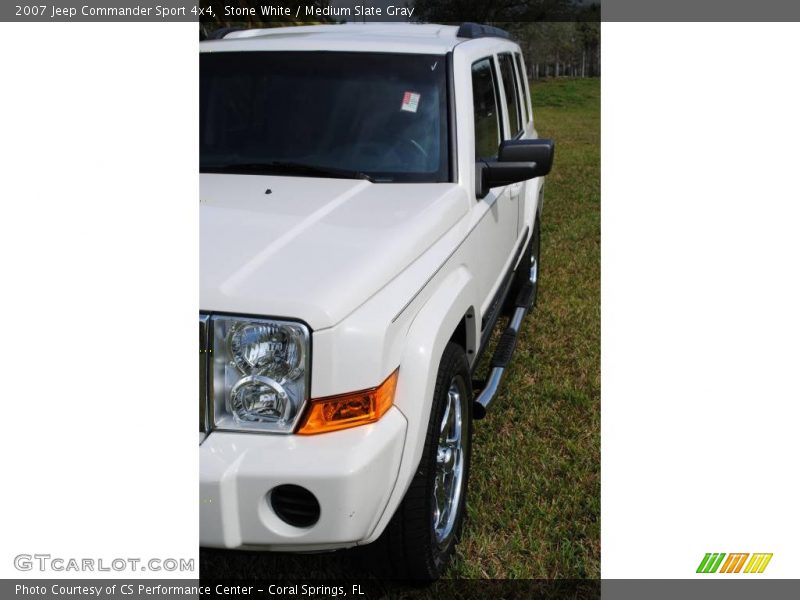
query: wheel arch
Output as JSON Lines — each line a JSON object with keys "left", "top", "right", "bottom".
{"left": 362, "top": 265, "right": 478, "bottom": 543}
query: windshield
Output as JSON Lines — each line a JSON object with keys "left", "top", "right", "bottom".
{"left": 200, "top": 51, "right": 450, "bottom": 183}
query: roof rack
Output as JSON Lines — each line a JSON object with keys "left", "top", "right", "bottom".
{"left": 456, "top": 23, "right": 512, "bottom": 40}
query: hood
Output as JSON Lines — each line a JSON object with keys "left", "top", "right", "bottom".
{"left": 200, "top": 174, "right": 468, "bottom": 330}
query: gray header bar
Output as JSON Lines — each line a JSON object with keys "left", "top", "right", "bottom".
{"left": 6, "top": 2, "right": 201, "bottom": 21}
{"left": 603, "top": 0, "right": 800, "bottom": 22}
{"left": 3, "top": 1, "right": 800, "bottom": 23}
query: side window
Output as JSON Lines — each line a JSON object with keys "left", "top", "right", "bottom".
{"left": 471, "top": 58, "right": 501, "bottom": 160}
{"left": 498, "top": 53, "right": 521, "bottom": 138}
{"left": 514, "top": 53, "right": 531, "bottom": 125}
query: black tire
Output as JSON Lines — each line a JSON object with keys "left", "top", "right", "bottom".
{"left": 508, "top": 216, "right": 541, "bottom": 311}
{"left": 372, "top": 342, "right": 473, "bottom": 581}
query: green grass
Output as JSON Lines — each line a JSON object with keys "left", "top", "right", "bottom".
{"left": 201, "top": 77, "right": 600, "bottom": 586}
{"left": 528, "top": 77, "right": 601, "bottom": 110}
{"left": 449, "top": 77, "right": 600, "bottom": 580}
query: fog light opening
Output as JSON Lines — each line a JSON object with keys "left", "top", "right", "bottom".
{"left": 269, "top": 485, "right": 320, "bottom": 528}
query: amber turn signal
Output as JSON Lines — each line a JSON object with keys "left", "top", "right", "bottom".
{"left": 296, "top": 369, "right": 399, "bottom": 435}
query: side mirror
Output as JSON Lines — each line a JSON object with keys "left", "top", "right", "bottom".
{"left": 499, "top": 139, "right": 555, "bottom": 176}
{"left": 476, "top": 138, "right": 555, "bottom": 199}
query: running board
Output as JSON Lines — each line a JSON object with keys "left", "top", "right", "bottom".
{"left": 473, "top": 278, "right": 535, "bottom": 419}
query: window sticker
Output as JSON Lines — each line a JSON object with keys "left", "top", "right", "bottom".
{"left": 401, "top": 91, "right": 421, "bottom": 113}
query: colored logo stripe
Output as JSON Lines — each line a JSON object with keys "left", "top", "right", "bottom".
{"left": 744, "top": 553, "right": 773, "bottom": 573}
{"left": 697, "top": 553, "right": 726, "bottom": 573}
{"left": 719, "top": 553, "right": 749, "bottom": 573}
{"left": 698, "top": 552, "right": 772, "bottom": 574}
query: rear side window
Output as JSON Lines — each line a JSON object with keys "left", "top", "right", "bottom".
{"left": 471, "top": 58, "right": 501, "bottom": 160}
{"left": 498, "top": 53, "right": 521, "bottom": 138}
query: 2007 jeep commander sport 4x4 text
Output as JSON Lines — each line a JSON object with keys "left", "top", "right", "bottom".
{"left": 199, "top": 22, "right": 554, "bottom": 579}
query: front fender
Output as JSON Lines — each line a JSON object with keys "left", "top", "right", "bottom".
{"left": 362, "top": 265, "right": 479, "bottom": 543}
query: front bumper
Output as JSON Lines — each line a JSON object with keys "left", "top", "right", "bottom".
{"left": 199, "top": 407, "right": 407, "bottom": 551}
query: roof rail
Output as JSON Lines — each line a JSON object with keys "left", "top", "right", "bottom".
{"left": 456, "top": 23, "right": 512, "bottom": 40}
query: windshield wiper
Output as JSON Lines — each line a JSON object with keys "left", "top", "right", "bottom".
{"left": 201, "top": 161, "right": 374, "bottom": 182}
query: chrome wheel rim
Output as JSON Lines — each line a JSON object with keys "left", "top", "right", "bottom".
{"left": 433, "top": 375, "right": 466, "bottom": 547}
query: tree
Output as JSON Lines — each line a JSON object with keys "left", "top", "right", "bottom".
{"left": 410, "top": 1, "right": 601, "bottom": 79}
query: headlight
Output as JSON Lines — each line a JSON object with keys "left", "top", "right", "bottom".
{"left": 211, "top": 316, "right": 310, "bottom": 433}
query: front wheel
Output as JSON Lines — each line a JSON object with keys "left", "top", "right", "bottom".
{"left": 373, "top": 342, "right": 473, "bottom": 580}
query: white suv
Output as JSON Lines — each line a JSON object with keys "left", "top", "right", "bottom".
{"left": 199, "top": 22, "right": 554, "bottom": 579}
